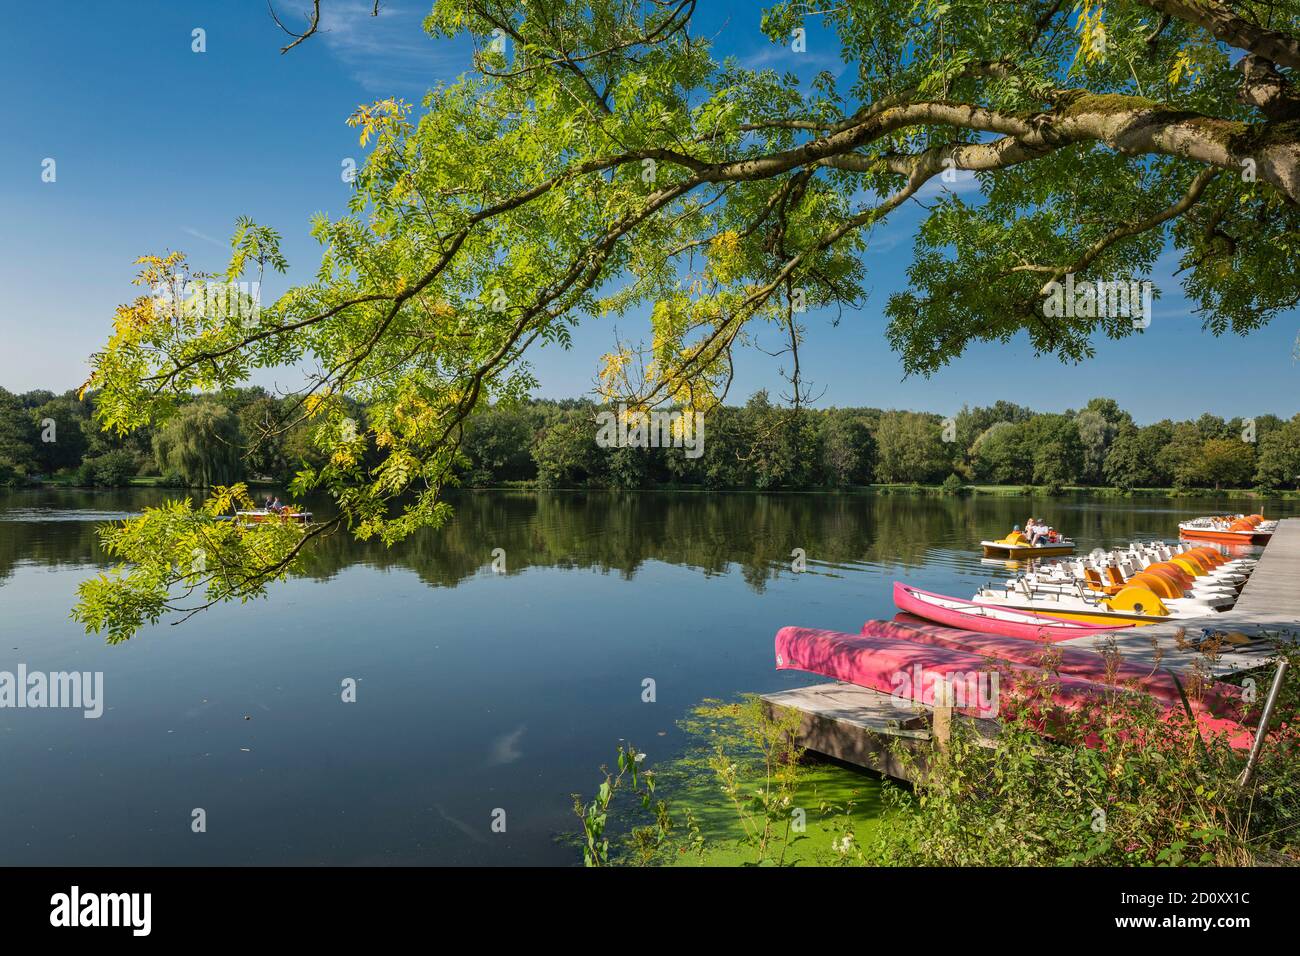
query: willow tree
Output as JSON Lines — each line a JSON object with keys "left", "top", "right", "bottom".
{"left": 151, "top": 402, "right": 245, "bottom": 487}
{"left": 75, "top": 0, "right": 1300, "bottom": 640}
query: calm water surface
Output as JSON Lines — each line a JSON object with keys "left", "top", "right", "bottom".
{"left": 2, "top": 488, "right": 1295, "bottom": 865}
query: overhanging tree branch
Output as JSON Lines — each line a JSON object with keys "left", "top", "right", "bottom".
{"left": 1141, "top": 0, "right": 1300, "bottom": 71}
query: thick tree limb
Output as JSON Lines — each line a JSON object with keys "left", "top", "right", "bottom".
{"left": 1141, "top": 0, "right": 1300, "bottom": 71}
{"left": 1238, "top": 53, "right": 1300, "bottom": 120}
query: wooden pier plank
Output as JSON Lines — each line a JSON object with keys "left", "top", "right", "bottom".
{"left": 762, "top": 682, "right": 931, "bottom": 782}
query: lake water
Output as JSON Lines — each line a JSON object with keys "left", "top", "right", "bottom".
{"left": 1, "top": 487, "right": 1294, "bottom": 865}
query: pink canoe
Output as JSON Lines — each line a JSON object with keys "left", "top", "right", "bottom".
{"left": 775, "top": 625, "right": 1252, "bottom": 747}
{"left": 893, "top": 581, "right": 1134, "bottom": 643}
{"left": 864, "top": 618, "right": 1249, "bottom": 722}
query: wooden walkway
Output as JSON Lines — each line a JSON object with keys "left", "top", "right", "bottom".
{"left": 763, "top": 518, "right": 1300, "bottom": 778}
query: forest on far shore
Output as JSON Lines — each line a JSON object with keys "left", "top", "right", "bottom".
{"left": 3, "top": 385, "right": 1299, "bottom": 494}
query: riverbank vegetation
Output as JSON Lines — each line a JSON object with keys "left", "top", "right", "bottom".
{"left": 587, "top": 640, "right": 1300, "bottom": 866}
{"left": 3, "top": 385, "right": 1299, "bottom": 495}
{"left": 575, "top": 698, "right": 884, "bottom": 866}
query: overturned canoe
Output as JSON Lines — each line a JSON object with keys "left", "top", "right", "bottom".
{"left": 776, "top": 625, "right": 1017, "bottom": 716}
{"left": 774, "top": 625, "right": 1252, "bottom": 747}
{"left": 893, "top": 581, "right": 1133, "bottom": 643}
{"left": 868, "top": 617, "right": 1248, "bottom": 721}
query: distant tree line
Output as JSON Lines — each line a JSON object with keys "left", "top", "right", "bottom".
{"left": 2, "top": 386, "right": 1299, "bottom": 492}
{"left": 0, "top": 385, "right": 327, "bottom": 490}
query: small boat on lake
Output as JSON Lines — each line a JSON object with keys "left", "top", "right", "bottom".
{"left": 1179, "top": 514, "right": 1276, "bottom": 545}
{"left": 980, "top": 529, "right": 1074, "bottom": 559}
{"left": 892, "top": 582, "right": 1133, "bottom": 642}
{"left": 235, "top": 509, "right": 313, "bottom": 526}
{"left": 862, "top": 618, "right": 1249, "bottom": 719}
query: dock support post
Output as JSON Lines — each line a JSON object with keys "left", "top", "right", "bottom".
{"left": 1238, "top": 660, "right": 1289, "bottom": 788}
{"left": 932, "top": 679, "right": 953, "bottom": 752}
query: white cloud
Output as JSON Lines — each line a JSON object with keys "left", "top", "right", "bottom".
{"left": 486, "top": 725, "right": 526, "bottom": 766}
{"left": 915, "top": 172, "right": 983, "bottom": 199}
{"left": 735, "top": 40, "right": 845, "bottom": 76}
{"left": 183, "top": 226, "right": 226, "bottom": 248}
{"left": 317, "top": 2, "right": 473, "bottom": 95}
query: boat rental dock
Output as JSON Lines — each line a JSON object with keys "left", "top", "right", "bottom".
{"left": 762, "top": 517, "right": 1300, "bottom": 782}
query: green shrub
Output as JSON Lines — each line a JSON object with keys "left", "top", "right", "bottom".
{"left": 0, "top": 456, "right": 24, "bottom": 487}
{"left": 860, "top": 642, "right": 1300, "bottom": 867}
{"left": 78, "top": 450, "right": 136, "bottom": 487}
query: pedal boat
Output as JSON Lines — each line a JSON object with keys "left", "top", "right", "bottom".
{"left": 980, "top": 530, "right": 1075, "bottom": 559}
{"left": 972, "top": 577, "right": 1222, "bottom": 626}
{"left": 1021, "top": 551, "right": 1243, "bottom": 608}
{"left": 1179, "top": 514, "right": 1276, "bottom": 545}
{"left": 235, "top": 509, "right": 313, "bottom": 526}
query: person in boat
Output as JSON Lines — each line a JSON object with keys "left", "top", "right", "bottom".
{"left": 263, "top": 495, "right": 275, "bottom": 512}
{"left": 1028, "top": 518, "right": 1049, "bottom": 546}
{"left": 269, "top": 497, "right": 283, "bottom": 514}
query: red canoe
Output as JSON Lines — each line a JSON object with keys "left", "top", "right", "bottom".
{"left": 892, "top": 581, "right": 1134, "bottom": 643}
{"left": 1179, "top": 526, "right": 1272, "bottom": 545}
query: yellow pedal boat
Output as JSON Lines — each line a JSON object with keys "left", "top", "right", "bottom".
{"left": 980, "top": 530, "right": 1075, "bottom": 559}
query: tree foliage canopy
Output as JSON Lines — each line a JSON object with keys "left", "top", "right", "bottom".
{"left": 76, "top": 0, "right": 1300, "bottom": 638}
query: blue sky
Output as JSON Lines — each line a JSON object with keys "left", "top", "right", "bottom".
{"left": 1, "top": 1, "right": 1296, "bottom": 424}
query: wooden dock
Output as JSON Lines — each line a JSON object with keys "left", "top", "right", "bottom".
{"left": 763, "top": 517, "right": 1300, "bottom": 778}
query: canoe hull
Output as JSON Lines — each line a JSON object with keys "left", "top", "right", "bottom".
{"left": 892, "top": 582, "right": 1132, "bottom": 642}
{"left": 865, "top": 618, "right": 1249, "bottom": 720}
{"left": 1179, "top": 527, "right": 1270, "bottom": 545}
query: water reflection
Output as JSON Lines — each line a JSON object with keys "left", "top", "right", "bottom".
{"left": 3, "top": 487, "right": 1296, "bottom": 595}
